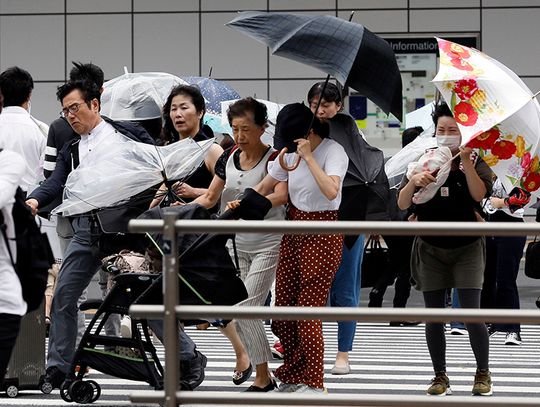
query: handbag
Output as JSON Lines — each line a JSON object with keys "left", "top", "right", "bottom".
{"left": 361, "top": 236, "right": 390, "bottom": 288}
{"left": 525, "top": 238, "right": 540, "bottom": 279}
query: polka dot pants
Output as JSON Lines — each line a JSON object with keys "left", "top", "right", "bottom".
{"left": 271, "top": 206, "right": 344, "bottom": 389}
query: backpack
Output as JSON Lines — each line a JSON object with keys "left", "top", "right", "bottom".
{"left": 0, "top": 185, "right": 54, "bottom": 313}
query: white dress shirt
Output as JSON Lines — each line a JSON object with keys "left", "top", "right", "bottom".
{"left": 0, "top": 106, "right": 47, "bottom": 193}
{"left": 0, "top": 149, "right": 27, "bottom": 316}
{"left": 78, "top": 119, "right": 125, "bottom": 166}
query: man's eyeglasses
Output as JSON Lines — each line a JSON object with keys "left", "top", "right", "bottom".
{"left": 60, "top": 102, "right": 86, "bottom": 117}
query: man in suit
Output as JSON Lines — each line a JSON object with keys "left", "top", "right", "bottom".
{"left": 27, "top": 80, "right": 206, "bottom": 392}
{"left": 26, "top": 79, "right": 154, "bottom": 389}
{"left": 42, "top": 62, "right": 105, "bottom": 345}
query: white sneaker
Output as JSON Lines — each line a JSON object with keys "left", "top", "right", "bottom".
{"left": 504, "top": 332, "right": 522, "bottom": 345}
{"left": 120, "top": 316, "right": 132, "bottom": 338}
{"left": 295, "top": 384, "right": 328, "bottom": 395}
{"left": 274, "top": 382, "right": 298, "bottom": 392}
{"left": 450, "top": 327, "right": 467, "bottom": 335}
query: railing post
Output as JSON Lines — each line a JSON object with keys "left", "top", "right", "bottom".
{"left": 162, "top": 210, "right": 179, "bottom": 407}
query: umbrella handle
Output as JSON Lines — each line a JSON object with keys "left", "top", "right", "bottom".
{"left": 278, "top": 148, "right": 301, "bottom": 171}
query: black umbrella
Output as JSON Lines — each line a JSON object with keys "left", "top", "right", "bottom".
{"left": 226, "top": 11, "right": 402, "bottom": 121}
{"left": 135, "top": 205, "right": 248, "bottom": 320}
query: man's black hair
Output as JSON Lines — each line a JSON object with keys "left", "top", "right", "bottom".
{"left": 0, "top": 66, "right": 34, "bottom": 107}
{"left": 69, "top": 62, "right": 105, "bottom": 88}
{"left": 402, "top": 126, "right": 424, "bottom": 148}
{"left": 56, "top": 80, "right": 101, "bottom": 105}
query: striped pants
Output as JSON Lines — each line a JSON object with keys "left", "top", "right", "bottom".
{"left": 233, "top": 248, "right": 279, "bottom": 366}
{"left": 272, "top": 207, "right": 343, "bottom": 389}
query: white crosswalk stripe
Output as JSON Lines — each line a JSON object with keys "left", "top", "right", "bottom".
{"left": 1, "top": 323, "right": 540, "bottom": 405}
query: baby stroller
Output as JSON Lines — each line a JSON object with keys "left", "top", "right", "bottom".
{"left": 135, "top": 204, "right": 249, "bottom": 324}
{"left": 58, "top": 270, "right": 163, "bottom": 404}
{"left": 58, "top": 204, "right": 248, "bottom": 404}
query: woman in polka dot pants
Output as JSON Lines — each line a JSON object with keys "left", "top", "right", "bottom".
{"left": 272, "top": 207, "right": 343, "bottom": 391}
{"left": 253, "top": 103, "right": 349, "bottom": 393}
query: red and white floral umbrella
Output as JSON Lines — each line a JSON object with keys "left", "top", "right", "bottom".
{"left": 433, "top": 38, "right": 540, "bottom": 195}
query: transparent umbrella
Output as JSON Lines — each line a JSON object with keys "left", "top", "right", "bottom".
{"left": 53, "top": 137, "right": 214, "bottom": 216}
{"left": 101, "top": 69, "right": 188, "bottom": 120}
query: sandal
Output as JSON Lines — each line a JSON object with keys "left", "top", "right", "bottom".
{"left": 232, "top": 363, "right": 253, "bottom": 385}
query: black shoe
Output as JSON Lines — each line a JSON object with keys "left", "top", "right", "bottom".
{"left": 245, "top": 380, "right": 277, "bottom": 392}
{"left": 536, "top": 296, "right": 540, "bottom": 309}
{"left": 390, "top": 321, "right": 421, "bottom": 327}
{"left": 232, "top": 363, "right": 253, "bottom": 385}
{"left": 42, "top": 366, "right": 66, "bottom": 389}
{"left": 180, "top": 351, "right": 207, "bottom": 390}
{"left": 368, "top": 289, "right": 383, "bottom": 308}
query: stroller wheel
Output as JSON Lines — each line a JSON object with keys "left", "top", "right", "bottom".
{"left": 69, "top": 380, "right": 94, "bottom": 404}
{"left": 60, "top": 380, "right": 73, "bottom": 403}
{"left": 6, "top": 385, "right": 19, "bottom": 398}
{"left": 86, "top": 380, "right": 101, "bottom": 403}
{"left": 39, "top": 379, "right": 53, "bottom": 395}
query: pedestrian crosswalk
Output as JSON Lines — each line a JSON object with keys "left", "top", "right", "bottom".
{"left": 1, "top": 323, "right": 540, "bottom": 406}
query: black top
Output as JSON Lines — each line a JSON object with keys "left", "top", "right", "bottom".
{"left": 214, "top": 146, "right": 271, "bottom": 182}
{"left": 415, "top": 169, "right": 480, "bottom": 248}
{"left": 163, "top": 129, "right": 218, "bottom": 212}
{"left": 44, "top": 117, "right": 78, "bottom": 179}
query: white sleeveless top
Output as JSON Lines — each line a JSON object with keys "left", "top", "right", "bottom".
{"left": 220, "top": 147, "right": 285, "bottom": 252}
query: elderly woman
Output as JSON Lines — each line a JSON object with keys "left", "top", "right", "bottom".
{"left": 193, "top": 97, "right": 287, "bottom": 392}
{"left": 397, "top": 102, "right": 493, "bottom": 397}
{"left": 250, "top": 103, "right": 348, "bottom": 394}
{"left": 151, "top": 84, "right": 223, "bottom": 208}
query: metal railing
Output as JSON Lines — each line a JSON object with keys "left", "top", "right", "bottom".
{"left": 128, "top": 217, "right": 540, "bottom": 407}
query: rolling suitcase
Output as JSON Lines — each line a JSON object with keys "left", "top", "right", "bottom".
{"left": 1, "top": 302, "right": 47, "bottom": 398}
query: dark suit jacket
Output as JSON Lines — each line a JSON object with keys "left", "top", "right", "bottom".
{"left": 29, "top": 117, "right": 154, "bottom": 208}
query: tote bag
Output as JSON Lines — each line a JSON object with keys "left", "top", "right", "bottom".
{"left": 525, "top": 238, "right": 540, "bottom": 279}
{"left": 361, "top": 236, "right": 390, "bottom": 288}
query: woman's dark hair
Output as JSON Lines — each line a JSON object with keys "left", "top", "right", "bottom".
{"left": 401, "top": 126, "right": 423, "bottom": 147}
{"left": 311, "top": 117, "right": 330, "bottom": 139}
{"left": 160, "top": 84, "right": 206, "bottom": 144}
{"left": 307, "top": 81, "right": 343, "bottom": 105}
{"left": 431, "top": 102, "right": 453, "bottom": 127}
{"left": 227, "top": 97, "right": 268, "bottom": 126}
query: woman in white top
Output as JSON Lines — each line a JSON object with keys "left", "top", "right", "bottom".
{"left": 251, "top": 103, "right": 348, "bottom": 394}
{"left": 0, "top": 148, "right": 27, "bottom": 380}
{"left": 481, "top": 178, "right": 529, "bottom": 345}
{"left": 193, "top": 98, "right": 287, "bottom": 392}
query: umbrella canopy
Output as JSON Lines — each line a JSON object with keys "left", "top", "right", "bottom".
{"left": 433, "top": 38, "right": 540, "bottom": 195}
{"left": 329, "top": 113, "right": 391, "bottom": 221}
{"left": 226, "top": 11, "right": 402, "bottom": 120}
{"left": 182, "top": 76, "right": 240, "bottom": 115}
{"left": 135, "top": 205, "right": 248, "bottom": 316}
{"left": 101, "top": 71, "right": 188, "bottom": 120}
{"left": 203, "top": 112, "right": 232, "bottom": 134}
{"left": 53, "top": 136, "right": 214, "bottom": 216}
{"left": 385, "top": 131, "right": 438, "bottom": 189}
{"left": 405, "top": 101, "right": 436, "bottom": 133}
